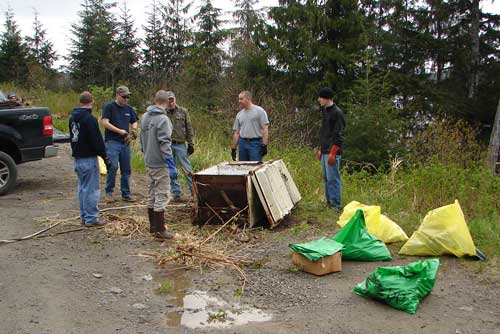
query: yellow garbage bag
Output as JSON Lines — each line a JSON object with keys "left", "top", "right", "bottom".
{"left": 98, "top": 156, "right": 107, "bottom": 175}
{"left": 337, "top": 201, "right": 409, "bottom": 243}
{"left": 399, "top": 200, "right": 476, "bottom": 257}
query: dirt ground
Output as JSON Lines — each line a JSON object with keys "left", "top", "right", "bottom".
{"left": 1, "top": 144, "right": 500, "bottom": 334}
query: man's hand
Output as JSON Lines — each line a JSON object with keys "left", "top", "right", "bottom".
{"left": 104, "top": 156, "right": 112, "bottom": 170}
{"left": 124, "top": 133, "right": 131, "bottom": 145}
{"left": 231, "top": 148, "right": 237, "bottom": 161}
{"left": 165, "top": 156, "right": 178, "bottom": 180}
{"left": 316, "top": 148, "right": 322, "bottom": 161}
{"left": 187, "top": 144, "right": 194, "bottom": 155}
{"left": 260, "top": 144, "right": 268, "bottom": 157}
{"left": 327, "top": 145, "right": 340, "bottom": 165}
{"left": 130, "top": 128, "right": 138, "bottom": 140}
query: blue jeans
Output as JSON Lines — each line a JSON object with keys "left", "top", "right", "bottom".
{"left": 321, "top": 154, "right": 342, "bottom": 209}
{"left": 170, "top": 143, "right": 193, "bottom": 196}
{"left": 74, "top": 157, "right": 100, "bottom": 224}
{"left": 238, "top": 138, "right": 262, "bottom": 161}
{"left": 105, "top": 140, "right": 131, "bottom": 197}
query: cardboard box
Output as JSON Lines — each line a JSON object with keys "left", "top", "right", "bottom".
{"left": 292, "top": 251, "right": 342, "bottom": 276}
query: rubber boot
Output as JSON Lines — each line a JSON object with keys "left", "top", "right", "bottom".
{"left": 148, "top": 208, "right": 156, "bottom": 233}
{"left": 154, "top": 211, "right": 176, "bottom": 240}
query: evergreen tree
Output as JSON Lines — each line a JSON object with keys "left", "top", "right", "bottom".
{"left": 162, "top": 0, "right": 192, "bottom": 79}
{"left": 227, "top": 0, "right": 269, "bottom": 96}
{"left": 264, "top": 0, "right": 366, "bottom": 102}
{"left": 184, "top": 0, "right": 227, "bottom": 109}
{"left": 68, "top": 0, "right": 117, "bottom": 88}
{"left": 25, "top": 11, "right": 58, "bottom": 70}
{"left": 115, "top": 0, "right": 140, "bottom": 84}
{"left": 0, "top": 6, "right": 30, "bottom": 84}
{"left": 233, "top": 0, "right": 264, "bottom": 43}
{"left": 142, "top": 0, "right": 168, "bottom": 86}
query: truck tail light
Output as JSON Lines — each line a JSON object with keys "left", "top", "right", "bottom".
{"left": 43, "top": 116, "right": 53, "bottom": 136}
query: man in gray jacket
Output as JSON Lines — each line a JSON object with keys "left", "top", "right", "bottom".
{"left": 140, "top": 90, "right": 178, "bottom": 239}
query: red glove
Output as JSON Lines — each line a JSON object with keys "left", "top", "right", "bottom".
{"left": 316, "top": 148, "right": 322, "bottom": 161}
{"left": 327, "top": 145, "right": 340, "bottom": 165}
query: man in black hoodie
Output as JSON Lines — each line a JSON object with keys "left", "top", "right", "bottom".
{"left": 317, "top": 87, "right": 345, "bottom": 210}
{"left": 69, "top": 91, "right": 111, "bottom": 226}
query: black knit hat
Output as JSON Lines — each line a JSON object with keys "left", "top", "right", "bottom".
{"left": 318, "top": 87, "right": 334, "bottom": 99}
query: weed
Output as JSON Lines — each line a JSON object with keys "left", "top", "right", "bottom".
{"left": 158, "top": 279, "right": 171, "bottom": 293}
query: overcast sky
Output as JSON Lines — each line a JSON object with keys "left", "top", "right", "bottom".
{"left": 0, "top": 0, "right": 499, "bottom": 68}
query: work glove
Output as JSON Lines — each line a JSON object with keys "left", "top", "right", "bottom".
{"left": 103, "top": 156, "right": 112, "bottom": 171}
{"left": 130, "top": 128, "right": 138, "bottom": 140}
{"left": 187, "top": 144, "right": 194, "bottom": 155}
{"left": 260, "top": 144, "right": 268, "bottom": 157}
{"left": 165, "top": 156, "right": 178, "bottom": 180}
{"left": 231, "top": 148, "right": 237, "bottom": 161}
{"left": 316, "top": 148, "right": 322, "bottom": 161}
{"left": 124, "top": 133, "right": 131, "bottom": 145}
{"left": 327, "top": 145, "right": 340, "bottom": 165}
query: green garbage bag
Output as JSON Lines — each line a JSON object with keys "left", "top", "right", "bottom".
{"left": 289, "top": 237, "right": 344, "bottom": 261}
{"left": 332, "top": 209, "right": 392, "bottom": 261}
{"left": 353, "top": 258, "right": 440, "bottom": 314}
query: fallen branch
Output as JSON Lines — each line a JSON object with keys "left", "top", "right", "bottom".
{"left": 200, "top": 206, "right": 248, "bottom": 246}
{"left": 0, "top": 222, "right": 62, "bottom": 244}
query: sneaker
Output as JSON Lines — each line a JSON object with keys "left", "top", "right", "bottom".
{"left": 104, "top": 194, "right": 115, "bottom": 203}
{"left": 171, "top": 195, "right": 183, "bottom": 203}
{"left": 84, "top": 219, "right": 107, "bottom": 227}
{"left": 122, "top": 195, "right": 136, "bottom": 202}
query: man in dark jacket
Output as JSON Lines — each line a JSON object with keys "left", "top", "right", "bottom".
{"left": 69, "top": 91, "right": 111, "bottom": 226}
{"left": 317, "top": 87, "right": 345, "bottom": 210}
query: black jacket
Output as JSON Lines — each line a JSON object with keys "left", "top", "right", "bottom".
{"left": 69, "top": 108, "right": 106, "bottom": 158}
{"left": 320, "top": 104, "right": 345, "bottom": 154}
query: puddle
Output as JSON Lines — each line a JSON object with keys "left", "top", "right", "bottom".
{"left": 168, "top": 290, "right": 271, "bottom": 329}
{"left": 154, "top": 267, "right": 271, "bottom": 329}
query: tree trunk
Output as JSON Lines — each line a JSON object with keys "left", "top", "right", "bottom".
{"left": 489, "top": 98, "right": 500, "bottom": 175}
{"left": 468, "top": 0, "right": 480, "bottom": 99}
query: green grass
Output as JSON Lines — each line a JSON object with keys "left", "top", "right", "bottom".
{"left": 5, "top": 85, "right": 499, "bottom": 259}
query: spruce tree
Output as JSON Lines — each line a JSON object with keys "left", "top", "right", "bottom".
{"left": 185, "top": 0, "right": 226, "bottom": 109}
{"left": 68, "top": 0, "right": 117, "bottom": 88}
{"left": 142, "top": 0, "right": 168, "bottom": 86}
{"left": 162, "top": 0, "right": 192, "bottom": 79}
{"left": 0, "top": 6, "right": 30, "bottom": 84}
{"left": 264, "top": 0, "right": 366, "bottom": 101}
{"left": 115, "top": 0, "right": 140, "bottom": 85}
{"left": 25, "top": 11, "right": 58, "bottom": 70}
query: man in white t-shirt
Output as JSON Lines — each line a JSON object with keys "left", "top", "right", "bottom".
{"left": 231, "top": 91, "right": 269, "bottom": 161}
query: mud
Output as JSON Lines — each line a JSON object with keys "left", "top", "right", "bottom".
{"left": 1, "top": 144, "right": 500, "bottom": 334}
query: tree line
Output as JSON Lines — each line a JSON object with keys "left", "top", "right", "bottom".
{"left": 1, "top": 0, "right": 499, "bottom": 166}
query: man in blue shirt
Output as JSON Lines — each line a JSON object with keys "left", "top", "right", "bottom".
{"left": 101, "top": 86, "right": 138, "bottom": 202}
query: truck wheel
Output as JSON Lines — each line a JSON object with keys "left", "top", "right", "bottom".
{"left": 0, "top": 151, "right": 17, "bottom": 196}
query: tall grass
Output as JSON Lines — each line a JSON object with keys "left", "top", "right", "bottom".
{"left": 4, "top": 85, "right": 499, "bottom": 257}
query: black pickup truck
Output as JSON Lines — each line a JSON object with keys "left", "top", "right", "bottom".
{"left": 0, "top": 90, "right": 66, "bottom": 195}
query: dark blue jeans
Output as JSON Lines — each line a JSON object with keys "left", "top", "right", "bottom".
{"left": 321, "top": 154, "right": 342, "bottom": 209}
{"left": 238, "top": 138, "right": 262, "bottom": 161}
{"left": 74, "top": 157, "right": 100, "bottom": 224}
{"left": 105, "top": 140, "right": 131, "bottom": 197}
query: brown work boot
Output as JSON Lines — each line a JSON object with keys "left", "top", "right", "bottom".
{"left": 153, "top": 211, "right": 176, "bottom": 240}
{"left": 148, "top": 208, "right": 155, "bottom": 233}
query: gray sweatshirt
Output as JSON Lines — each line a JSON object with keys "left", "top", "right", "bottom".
{"left": 140, "top": 105, "right": 173, "bottom": 168}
